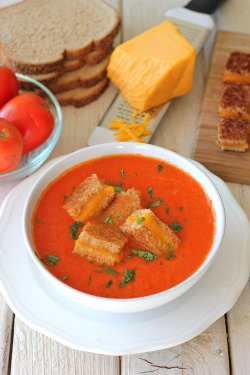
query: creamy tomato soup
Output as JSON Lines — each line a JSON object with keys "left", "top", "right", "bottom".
{"left": 32, "top": 154, "right": 215, "bottom": 299}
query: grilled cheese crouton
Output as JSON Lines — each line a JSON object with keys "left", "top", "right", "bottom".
{"left": 121, "top": 209, "right": 179, "bottom": 256}
{"left": 63, "top": 174, "right": 115, "bottom": 221}
{"left": 98, "top": 188, "right": 143, "bottom": 226}
{"left": 222, "top": 52, "right": 250, "bottom": 84}
{"left": 217, "top": 117, "right": 249, "bottom": 152}
{"left": 218, "top": 83, "right": 250, "bottom": 119}
{"left": 73, "top": 221, "right": 128, "bottom": 265}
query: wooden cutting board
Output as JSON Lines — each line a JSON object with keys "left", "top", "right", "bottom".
{"left": 192, "top": 30, "right": 250, "bottom": 185}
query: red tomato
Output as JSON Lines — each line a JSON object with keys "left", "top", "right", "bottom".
{"left": 0, "top": 118, "right": 23, "bottom": 173}
{"left": 0, "top": 66, "right": 19, "bottom": 108}
{"left": 0, "top": 92, "right": 54, "bottom": 155}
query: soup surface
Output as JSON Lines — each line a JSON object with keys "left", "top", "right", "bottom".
{"left": 32, "top": 154, "right": 215, "bottom": 299}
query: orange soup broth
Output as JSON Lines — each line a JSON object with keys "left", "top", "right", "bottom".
{"left": 32, "top": 154, "right": 215, "bottom": 299}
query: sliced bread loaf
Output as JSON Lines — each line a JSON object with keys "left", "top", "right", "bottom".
{"left": 0, "top": 0, "right": 120, "bottom": 74}
{"left": 55, "top": 78, "right": 109, "bottom": 107}
{"left": 47, "top": 56, "right": 110, "bottom": 94}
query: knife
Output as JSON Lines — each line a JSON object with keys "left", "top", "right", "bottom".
{"left": 88, "top": 0, "right": 225, "bottom": 146}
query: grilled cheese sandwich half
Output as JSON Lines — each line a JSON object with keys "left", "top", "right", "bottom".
{"left": 63, "top": 174, "right": 115, "bottom": 221}
{"left": 73, "top": 221, "right": 128, "bottom": 265}
{"left": 121, "top": 209, "right": 179, "bottom": 256}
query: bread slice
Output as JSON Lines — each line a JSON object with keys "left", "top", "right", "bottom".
{"left": 222, "top": 52, "right": 250, "bottom": 84}
{"left": 22, "top": 46, "right": 113, "bottom": 86}
{"left": 98, "top": 188, "right": 143, "bottom": 227}
{"left": 63, "top": 173, "right": 115, "bottom": 220}
{"left": 218, "top": 82, "right": 250, "bottom": 119}
{"left": 55, "top": 78, "right": 109, "bottom": 107}
{"left": 0, "top": 0, "right": 120, "bottom": 74}
{"left": 73, "top": 221, "right": 128, "bottom": 265}
{"left": 121, "top": 209, "right": 180, "bottom": 256}
{"left": 47, "top": 56, "right": 110, "bottom": 94}
{"left": 217, "top": 117, "right": 249, "bottom": 152}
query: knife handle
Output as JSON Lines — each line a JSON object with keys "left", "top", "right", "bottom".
{"left": 185, "top": 0, "right": 226, "bottom": 14}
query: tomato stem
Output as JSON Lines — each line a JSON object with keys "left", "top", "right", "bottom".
{"left": 0, "top": 131, "right": 6, "bottom": 139}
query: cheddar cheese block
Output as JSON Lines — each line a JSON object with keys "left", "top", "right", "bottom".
{"left": 107, "top": 21, "right": 196, "bottom": 111}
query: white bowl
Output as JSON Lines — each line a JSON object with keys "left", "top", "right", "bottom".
{"left": 22, "top": 142, "right": 225, "bottom": 313}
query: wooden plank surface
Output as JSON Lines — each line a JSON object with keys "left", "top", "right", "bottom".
{"left": 192, "top": 30, "right": 250, "bottom": 185}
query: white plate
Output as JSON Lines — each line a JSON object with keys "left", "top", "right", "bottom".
{"left": 0, "top": 158, "right": 249, "bottom": 355}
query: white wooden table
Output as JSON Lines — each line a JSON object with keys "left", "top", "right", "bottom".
{"left": 1, "top": 0, "right": 250, "bottom": 373}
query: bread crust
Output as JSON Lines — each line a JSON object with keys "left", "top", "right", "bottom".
{"left": 55, "top": 78, "right": 109, "bottom": 107}
{"left": 121, "top": 209, "right": 180, "bottom": 256}
{"left": 0, "top": 0, "right": 120, "bottom": 74}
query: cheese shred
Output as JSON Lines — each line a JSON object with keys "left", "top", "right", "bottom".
{"left": 108, "top": 113, "right": 152, "bottom": 142}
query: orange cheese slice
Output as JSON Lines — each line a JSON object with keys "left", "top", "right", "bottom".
{"left": 107, "top": 21, "right": 196, "bottom": 111}
{"left": 78, "top": 184, "right": 115, "bottom": 221}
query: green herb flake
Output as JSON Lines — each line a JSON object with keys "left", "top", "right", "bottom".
{"left": 120, "top": 269, "right": 136, "bottom": 288}
{"left": 120, "top": 170, "right": 125, "bottom": 178}
{"left": 169, "top": 221, "right": 183, "bottom": 231}
{"left": 104, "top": 216, "right": 113, "bottom": 224}
{"left": 136, "top": 216, "right": 146, "bottom": 225}
{"left": 102, "top": 266, "right": 119, "bottom": 275}
{"left": 184, "top": 219, "right": 189, "bottom": 222}
{"left": 165, "top": 208, "right": 170, "bottom": 214}
{"left": 40, "top": 254, "right": 60, "bottom": 266}
{"left": 157, "top": 164, "right": 164, "bottom": 172}
{"left": 130, "top": 249, "right": 157, "bottom": 263}
{"left": 94, "top": 270, "right": 103, "bottom": 273}
{"left": 166, "top": 244, "right": 176, "bottom": 261}
{"left": 34, "top": 218, "right": 44, "bottom": 223}
{"left": 179, "top": 206, "right": 183, "bottom": 211}
{"left": 150, "top": 198, "right": 163, "bottom": 208}
{"left": 62, "top": 194, "right": 68, "bottom": 199}
{"left": 105, "top": 280, "right": 113, "bottom": 289}
{"left": 69, "top": 221, "right": 83, "bottom": 239}
{"left": 62, "top": 276, "right": 68, "bottom": 281}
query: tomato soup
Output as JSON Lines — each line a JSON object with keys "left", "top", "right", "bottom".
{"left": 32, "top": 154, "right": 215, "bottom": 299}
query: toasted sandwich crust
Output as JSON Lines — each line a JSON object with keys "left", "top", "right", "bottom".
{"left": 63, "top": 173, "right": 115, "bottom": 220}
{"left": 121, "top": 209, "right": 180, "bottom": 256}
{"left": 98, "top": 188, "right": 143, "bottom": 227}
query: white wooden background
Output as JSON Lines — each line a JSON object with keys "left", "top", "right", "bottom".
{"left": 0, "top": 0, "right": 250, "bottom": 374}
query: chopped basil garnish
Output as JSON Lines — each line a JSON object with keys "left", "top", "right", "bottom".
{"left": 104, "top": 216, "right": 113, "bottom": 224}
{"left": 102, "top": 266, "right": 119, "bottom": 275}
{"left": 130, "top": 249, "right": 157, "bottom": 263}
{"left": 94, "top": 270, "right": 103, "bottom": 273}
{"left": 105, "top": 280, "right": 113, "bottom": 289}
{"left": 69, "top": 221, "right": 83, "bottom": 239}
{"left": 34, "top": 218, "right": 44, "bottom": 223}
{"left": 38, "top": 254, "right": 60, "bottom": 266}
{"left": 166, "top": 244, "right": 176, "bottom": 261}
{"left": 120, "top": 269, "right": 136, "bottom": 288}
{"left": 62, "top": 276, "right": 68, "bottom": 281}
{"left": 157, "top": 164, "right": 164, "bottom": 172}
{"left": 136, "top": 217, "right": 146, "bottom": 225}
{"left": 120, "top": 170, "right": 125, "bottom": 178}
{"left": 169, "top": 221, "right": 183, "bottom": 231}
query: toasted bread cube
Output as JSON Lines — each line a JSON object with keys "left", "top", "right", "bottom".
{"left": 98, "top": 188, "right": 143, "bottom": 226}
{"left": 222, "top": 52, "right": 250, "bottom": 84}
{"left": 121, "top": 209, "right": 179, "bottom": 256}
{"left": 217, "top": 117, "right": 249, "bottom": 152}
{"left": 63, "top": 174, "right": 115, "bottom": 221}
{"left": 73, "top": 221, "right": 128, "bottom": 266}
{"left": 218, "top": 82, "right": 250, "bottom": 119}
